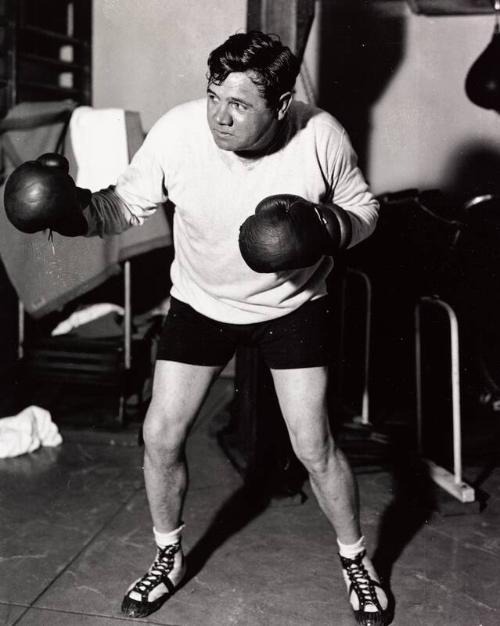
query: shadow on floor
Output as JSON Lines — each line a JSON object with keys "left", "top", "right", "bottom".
{"left": 184, "top": 482, "right": 271, "bottom": 585}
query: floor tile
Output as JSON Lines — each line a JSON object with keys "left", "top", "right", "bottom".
{"left": 0, "top": 603, "right": 28, "bottom": 626}
{"left": 0, "top": 441, "right": 143, "bottom": 605}
{"left": 33, "top": 485, "right": 356, "bottom": 626}
{"left": 369, "top": 467, "right": 500, "bottom": 625}
{"left": 2, "top": 376, "right": 500, "bottom": 626}
{"left": 15, "top": 606, "right": 176, "bottom": 625}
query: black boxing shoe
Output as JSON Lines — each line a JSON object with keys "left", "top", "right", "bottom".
{"left": 339, "top": 550, "right": 389, "bottom": 626}
{"left": 121, "top": 542, "right": 186, "bottom": 618}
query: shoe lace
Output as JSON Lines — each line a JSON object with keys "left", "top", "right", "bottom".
{"left": 341, "top": 551, "right": 383, "bottom": 612}
{"left": 134, "top": 543, "right": 180, "bottom": 593}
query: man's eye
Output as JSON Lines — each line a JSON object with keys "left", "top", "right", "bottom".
{"left": 232, "top": 102, "right": 246, "bottom": 111}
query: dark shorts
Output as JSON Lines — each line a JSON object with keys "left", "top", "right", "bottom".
{"left": 156, "top": 296, "right": 334, "bottom": 369}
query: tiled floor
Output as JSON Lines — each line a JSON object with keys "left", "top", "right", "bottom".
{"left": 1, "top": 379, "right": 499, "bottom": 626}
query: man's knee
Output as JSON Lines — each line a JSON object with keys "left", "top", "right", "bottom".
{"left": 292, "top": 435, "right": 336, "bottom": 475}
{"left": 142, "top": 404, "right": 187, "bottom": 457}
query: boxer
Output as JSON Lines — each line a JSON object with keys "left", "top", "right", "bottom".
{"left": 5, "top": 31, "right": 389, "bottom": 626}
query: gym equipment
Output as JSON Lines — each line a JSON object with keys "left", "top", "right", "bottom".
{"left": 0, "top": 102, "right": 172, "bottom": 427}
{"left": 415, "top": 296, "right": 476, "bottom": 503}
{"left": 465, "top": 1, "right": 500, "bottom": 112}
{"left": 336, "top": 268, "right": 373, "bottom": 427}
{"left": 16, "top": 261, "right": 159, "bottom": 427}
{"left": 413, "top": 191, "right": 500, "bottom": 508}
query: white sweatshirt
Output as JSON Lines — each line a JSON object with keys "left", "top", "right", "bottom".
{"left": 108, "top": 98, "right": 378, "bottom": 324}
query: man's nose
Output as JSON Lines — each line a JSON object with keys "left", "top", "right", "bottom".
{"left": 215, "top": 103, "right": 232, "bottom": 125}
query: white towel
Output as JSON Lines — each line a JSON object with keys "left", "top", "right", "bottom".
{"left": 51, "top": 302, "right": 125, "bottom": 336}
{"left": 70, "top": 106, "right": 129, "bottom": 191}
{"left": 0, "top": 406, "right": 63, "bottom": 458}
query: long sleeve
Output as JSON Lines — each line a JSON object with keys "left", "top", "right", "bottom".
{"left": 329, "top": 130, "right": 379, "bottom": 248}
{"left": 82, "top": 186, "right": 158, "bottom": 237}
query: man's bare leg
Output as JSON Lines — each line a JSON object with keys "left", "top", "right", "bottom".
{"left": 122, "top": 359, "right": 222, "bottom": 618}
{"left": 142, "top": 360, "right": 222, "bottom": 532}
{"left": 271, "top": 366, "right": 388, "bottom": 625}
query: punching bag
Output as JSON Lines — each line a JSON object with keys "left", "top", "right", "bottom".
{"left": 465, "top": 25, "right": 500, "bottom": 112}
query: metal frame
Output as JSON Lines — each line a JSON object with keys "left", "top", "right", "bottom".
{"left": 339, "top": 267, "right": 372, "bottom": 426}
{"left": 17, "top": 260, "right": 132, "bottom": 424}
{"left": 415, "top": 296, "right": 476, "bottom": 503}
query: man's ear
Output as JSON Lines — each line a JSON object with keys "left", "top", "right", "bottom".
{"left": 276, "top": 91, "right": 293, "bottom": 120}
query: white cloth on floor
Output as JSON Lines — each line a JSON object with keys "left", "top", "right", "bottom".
{"left": 0, "top": 406, "right": 62, "bottom": 458}
{"left": 70, "top": 106, "right": 128, "bottom": 191}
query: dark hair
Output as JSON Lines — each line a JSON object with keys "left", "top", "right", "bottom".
{"left": 207, "top": 31, "right": 300, "bottom": 108}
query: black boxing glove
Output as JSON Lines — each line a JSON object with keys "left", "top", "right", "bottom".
{"left": 4, "top": 152, "right": 91, "bottom": 236}
{"left": 238, "top": 194, "right": 352, "bottom": 272}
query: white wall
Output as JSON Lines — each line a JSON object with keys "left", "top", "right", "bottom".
{"left": 92, "top": 1, "right": 500, "bottom": 195}
{"left": 368, "top": 8, "right": 500, "bottom": 194}
{"left": 92, "top": 0, "right": 247, "bottom": 130}
{"left": 295, "top": 2, "right": 500, "bottom": 195}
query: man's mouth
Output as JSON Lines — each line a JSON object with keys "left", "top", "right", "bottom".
{"left": 213, "top": 128, "right": 232, "bottom": 136}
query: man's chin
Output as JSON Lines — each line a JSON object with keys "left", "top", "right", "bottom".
{"left": 210, "top": 130, "right": 241, "bottom": 151}
{"left": 215, "top": 142, "right": 234, "bottom": 152}
{"left": 213, "top": 136, "right": 236, "bottom": 151}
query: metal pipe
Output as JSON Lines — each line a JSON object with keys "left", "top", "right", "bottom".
{"left": 124, "top": 260, "right": 131, "bottom": 370}
{"left": 416, "top": 296, "right": 463, "bottom": 484}
{"left": 346, "top": 268, "right": 372, "bottom": 425}
{"left": 415, "top": 303, "right": 423, "bottom": 454}
{"left": 17, "top": 299, "right": 24, "bottom": 359}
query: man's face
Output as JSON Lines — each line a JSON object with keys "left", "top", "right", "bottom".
{"left": 207, "top": 71, "right": 283, "bottom": 155}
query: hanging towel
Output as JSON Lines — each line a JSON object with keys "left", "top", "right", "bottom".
{"left": 70, "top": 106, "right": 129, "bottom": 191}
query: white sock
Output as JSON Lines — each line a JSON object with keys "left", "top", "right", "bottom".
{"left": 337, "top": 535, "right": 366, "bottom": 559}
{"left": 153, "top": 523, "right": 185, "bottom": 548}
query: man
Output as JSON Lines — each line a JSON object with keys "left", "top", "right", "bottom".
{"left": 5, "top": 31, "right": 389, "bottom": 626}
